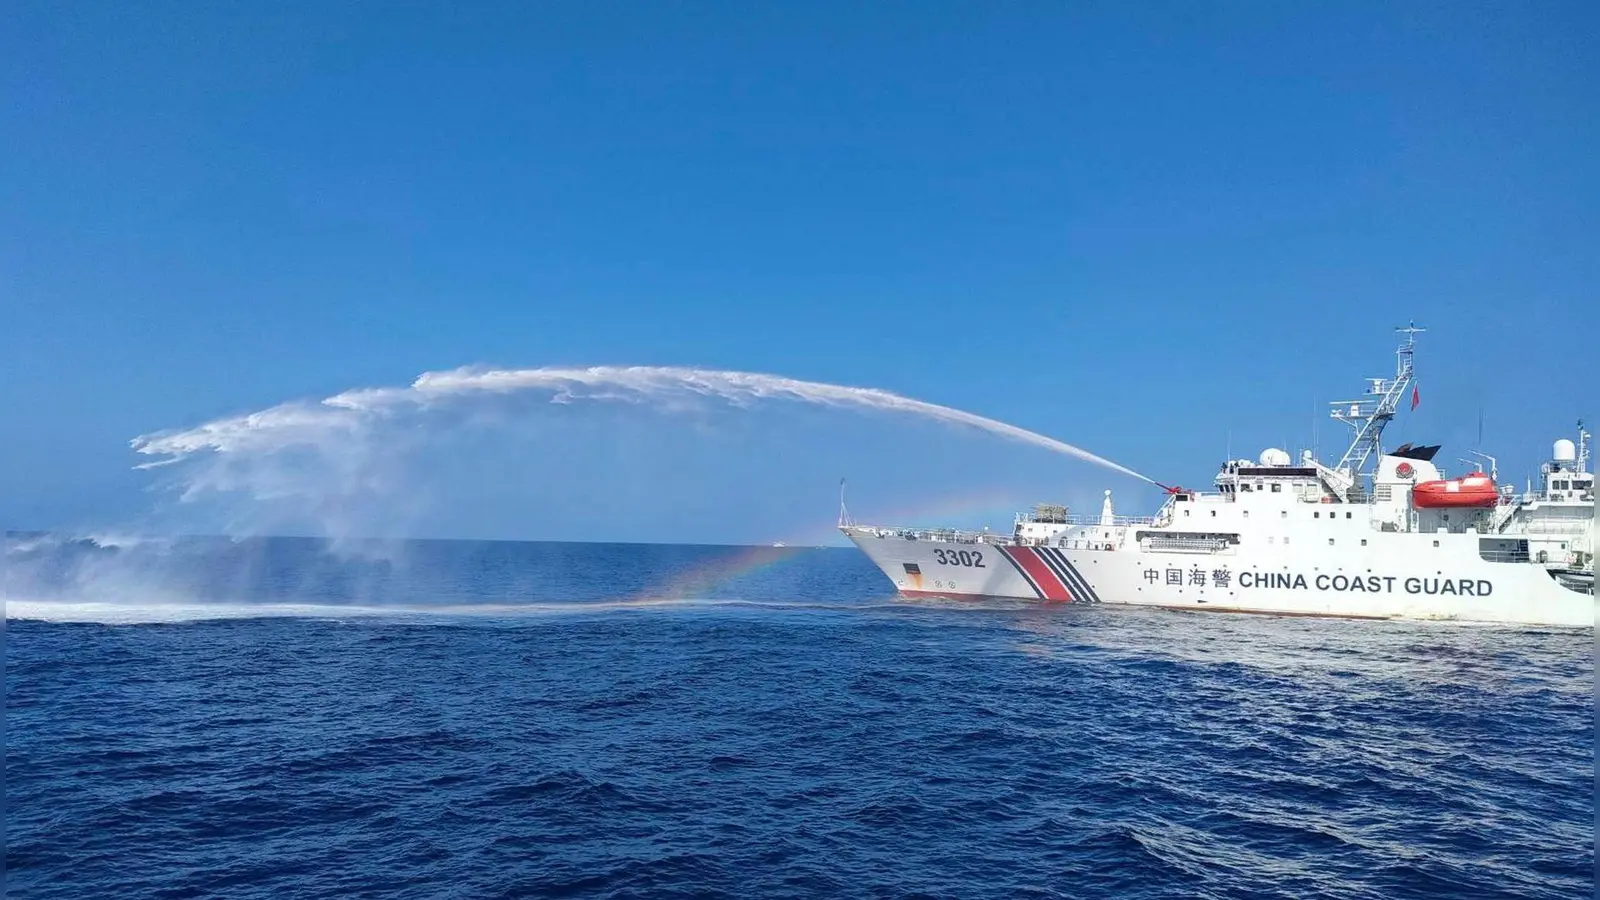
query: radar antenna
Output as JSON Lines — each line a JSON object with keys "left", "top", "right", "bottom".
{"left": 1329, "top": 322, "right": 1423, "bottom": 476}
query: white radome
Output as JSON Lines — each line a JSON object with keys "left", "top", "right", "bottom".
{"left": 1258, "top": 448, "right": 1292, "bottom": 467}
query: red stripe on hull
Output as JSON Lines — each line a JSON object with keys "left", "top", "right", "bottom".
{"left": 897, "top": 589, "right": 1044, "bottom": 601}
{"left": 1002, "top": 547, "right": 1073, "bottom": 602}
{"left": 898, "top": 589, "right": 989, "bottom": 599}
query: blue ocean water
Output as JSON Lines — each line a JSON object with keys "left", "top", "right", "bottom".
{"left": 5, "top": 535, "right": 1594, "bottom": 899}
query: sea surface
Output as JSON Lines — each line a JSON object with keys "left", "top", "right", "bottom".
{"left": 5, "top": 534, "right": 1595, "bottom": 899}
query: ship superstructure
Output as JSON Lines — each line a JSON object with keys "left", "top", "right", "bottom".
{"left": 842, "top": 328, "right": 1594, "bottom": 627}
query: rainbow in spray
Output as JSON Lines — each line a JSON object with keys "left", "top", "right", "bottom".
{"left": 629, "top": 486, "right": 1032, "bottom": 601}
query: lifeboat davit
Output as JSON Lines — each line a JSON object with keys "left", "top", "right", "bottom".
{"left": 1412, "top": 472, "right": 1499, "bottom": 509}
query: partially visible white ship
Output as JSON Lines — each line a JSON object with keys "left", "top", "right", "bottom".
{"left": 842, "top": 326, "right": 1594, "bottom": 627}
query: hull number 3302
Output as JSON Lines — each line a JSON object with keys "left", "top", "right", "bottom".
{"left": 932, "top": 548, "right": 986, "bottom": 568}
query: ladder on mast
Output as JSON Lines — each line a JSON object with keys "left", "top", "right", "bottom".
{"left": 1329, "top": 323, "right": 1423, "bottom": 477}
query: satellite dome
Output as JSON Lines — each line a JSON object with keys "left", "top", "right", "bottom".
{"left": 1258, "top": 447, "right": 1292, "bottom": 467}
{"left": 1553, "top": 439, "right": 1577, "bottom": 462}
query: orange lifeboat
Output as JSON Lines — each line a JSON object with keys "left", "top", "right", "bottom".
{"left": 1412, "top": 472, "right": 1499, "bottom": 509}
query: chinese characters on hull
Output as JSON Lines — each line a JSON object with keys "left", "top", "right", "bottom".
{"left": 1147, "top": 566, "right": 1231, "bottom": 587}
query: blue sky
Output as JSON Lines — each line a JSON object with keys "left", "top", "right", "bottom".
{"left": 4, "top": 2, "right": 1595, "bottom": 541}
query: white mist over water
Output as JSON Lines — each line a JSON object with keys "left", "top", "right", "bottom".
{"left": 16, "top": 369, "right": 1155, "bottom": 622}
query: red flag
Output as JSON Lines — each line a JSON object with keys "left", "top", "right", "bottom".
{"left": 1411, "top": 385, "right": 1420, "bottom": 411}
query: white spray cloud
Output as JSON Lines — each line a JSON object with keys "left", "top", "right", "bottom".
{"left": 126, "top": 365, "right": 1153, "bottom": 539}
{"left": 133, "top": 364, "right": 1152, "bottom": 478}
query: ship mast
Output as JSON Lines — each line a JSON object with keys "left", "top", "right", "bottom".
{"left": 1329, "top": 323, "right": 1423, "bottom": 477}
{"left": 1578, "top": 420, "right": 1590, "bottom": 474}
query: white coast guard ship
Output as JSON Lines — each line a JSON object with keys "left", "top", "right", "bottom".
{"left": 842, "top": 327, "right": 1594, "bottom": 627}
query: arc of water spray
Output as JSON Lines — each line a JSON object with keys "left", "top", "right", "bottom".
{"left": 131, "top": 365, "right": 1155, "bottom": 485}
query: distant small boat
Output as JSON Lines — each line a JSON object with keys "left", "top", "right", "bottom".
{"left": 771, "top": 541, "right": 786, "bottom": 548}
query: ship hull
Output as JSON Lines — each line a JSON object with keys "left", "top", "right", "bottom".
{"left": 844, "top": 528, "right": 1595, "bottom": 628}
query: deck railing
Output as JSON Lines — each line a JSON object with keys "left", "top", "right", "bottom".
{"left": 842, "top": 526, "right": 1009, "bottom": 544}
{"left": 842, "top": 516, "right": 1156, "bottom": 546}
{"left": 1029, "top": 514, "right": 1159, "bottom": 528}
